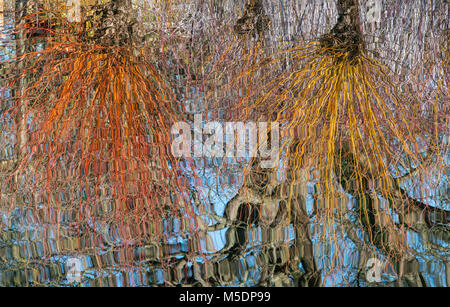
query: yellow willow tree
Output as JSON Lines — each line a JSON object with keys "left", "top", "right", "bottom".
{"left": 0, "top": 0, "right": 202, "bottom": 238}
{"left": 238, "top": 0, "right": 447, "bottom": 262}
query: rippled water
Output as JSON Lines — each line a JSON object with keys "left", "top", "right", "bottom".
{"left": 0, "top": 0, "right": 449, "bottom": 287}
{"left": 0, "top": 180, "right": 448, "bottom": 287}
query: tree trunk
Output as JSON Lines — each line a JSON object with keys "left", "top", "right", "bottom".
{"left": 14, "top": 0, "right": 28, "bottom": 172}
{"left": 321, "top": 0, "right": 364, "bottom": 60}
{"left": 0, "top": 0, "right": 4, "bottom": 31}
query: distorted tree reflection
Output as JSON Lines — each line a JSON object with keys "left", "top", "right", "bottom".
{"left": 0, "top": 0, "right": 448, "bottom": 287}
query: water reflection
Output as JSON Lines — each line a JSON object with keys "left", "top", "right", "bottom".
{"left": 0, "top": 0, "right": 448, "bottom": 287}
{"left": 0, "top": 165, "right": 448, "bottom": 287}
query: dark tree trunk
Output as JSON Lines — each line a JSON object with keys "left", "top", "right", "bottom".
{"left": 321, "top": 0, "right": 364, "bottom": 60}
{"left": 234, "top": 0, "right": 270, "bottom": 38}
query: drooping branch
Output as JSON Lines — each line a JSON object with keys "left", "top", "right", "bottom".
{"left": 338, "top": 144, "right": 449, "bottom": 240}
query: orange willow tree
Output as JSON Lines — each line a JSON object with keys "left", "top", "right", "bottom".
{"left": 237, "top": 0, "right": 447, "bottom": 262}
{"left": 0, "top": 0, "right": 201, "bottom": 236}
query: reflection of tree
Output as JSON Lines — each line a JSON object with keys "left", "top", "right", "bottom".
{"left": 228, "top": 0, "right": 448, "bottom": 285}
{"left": 234, "top": 0, "right": 269, "bottom": 39}
{"left": 0, "top": 0, "right": 448, "bottom": 287}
